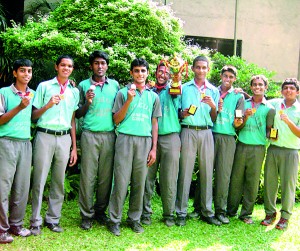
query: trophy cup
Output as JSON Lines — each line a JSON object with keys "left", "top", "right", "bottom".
{"left": 160, "top": 54, "right": 188, "bottom": 95}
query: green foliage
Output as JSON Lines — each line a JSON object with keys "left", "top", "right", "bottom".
{"left": 210, "top": 52, "right": 281, "bottom": 99}
{"left": 1, "top": 0, "right": 197, "bottom": 87}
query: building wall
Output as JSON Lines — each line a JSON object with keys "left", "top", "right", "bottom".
{"left": 164, "top": 0, "right": 300, "bottom": 81}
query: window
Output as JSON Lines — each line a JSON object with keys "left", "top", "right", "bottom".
{"left": 185, "top": 36, "right": 242, "bottom": 57}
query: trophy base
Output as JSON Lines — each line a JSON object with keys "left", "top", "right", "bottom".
{"left": 169, "top": 86, "right": 181, "bottom": 95}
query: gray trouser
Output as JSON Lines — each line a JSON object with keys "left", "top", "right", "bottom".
{"left": 79, "top": 130, "right": 115, "bottom": 219}
{"left": 213, "top": 133, "right": 236, "bottom": 215}
{"left": 0, "top": 138, "right": 32, "bottom": 232}
{"left": 227, "top": 142, "right": 265, "bottom": 218}
{"left": 142, "top": 133, "right": 180, "bottom": 219}
{"left": 30, "top": 132, "right": 71, "bottom": 226}
{"left": 264, "top": 145, "right": 299, "bottom": 219}
{"left": 176, "top": 128, "right": 215, "bottom": 218}
{"left": 108, "top": 134, "right": 152, "bottom": 223}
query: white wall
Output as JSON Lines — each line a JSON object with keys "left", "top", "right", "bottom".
{"left": 164, "top": 0, "right": 300, "bottom": 81}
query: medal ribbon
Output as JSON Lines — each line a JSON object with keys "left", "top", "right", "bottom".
{"left": 155, "top": 83, "right": 168, "bottom": 90}
{"left": 17, "top": 91, "right": 31, "bottom": 98}
{"left": 251, "top": 97, "right": 263, "bottom": 109}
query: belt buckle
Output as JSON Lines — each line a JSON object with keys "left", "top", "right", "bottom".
{"left": 195, "top": 126, "right": 201, "bottom": 131}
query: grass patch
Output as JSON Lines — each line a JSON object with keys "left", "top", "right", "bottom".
{"left": 2, "top": 196, "right": 300, "bottom": 251}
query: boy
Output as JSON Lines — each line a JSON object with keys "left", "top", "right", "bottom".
{"left": 212, "top": 65, "right": 244, "bottom": 224}
{"left": 141, "top": 62, "right": 181, "bottom": 227}
{"left": 261, "top": 78, "right": 300, "bottom": 230}
{"left": 227, "top": 75, "right": 275, "bottom": 224}
{"left": 176, "top": 55, "right": 221, "bottom": 226}
{"left": 107, "top": 58, "right": 161, "bottom": 236}
{"left": 76, "top": 51, "right": 119, "bottom": 230}
{"left": 30, "top": 55, "right": 79, "bottom": 235}
{"left": 0, "top": 59, "right": 34, "bottom": 244}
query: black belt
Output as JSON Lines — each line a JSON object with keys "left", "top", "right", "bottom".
{"left": 37, "top": 127, "right": 70, "bottom": 136}
{"left": 182, "top": 125, "right": 211, "bottom": 130}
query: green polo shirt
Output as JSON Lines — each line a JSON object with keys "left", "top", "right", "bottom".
{"left": 78, "top": 77, "right": 119, "bottom": 132}
{"left": 238, "top": 97, "right": 275, "bottom": 145}
{"left": 268, "top": 98, "right": 300, "bottom": 149}
{"left": 213, "top": 86, "right": 244, "bottom": 135}
{"left": 33, "top": 77, "right": 79, "bottom": 130}
{"left": 113, "top": 84, "right": 162, "bottom": 137}
{"left": 154, "top": 85, "right": 181, "bottom": 135}
{"left": 0, "top": 84, "right": 35, "bottom": 139}
{"left": 180, "top": 79, "right": 220, "bottom": 127}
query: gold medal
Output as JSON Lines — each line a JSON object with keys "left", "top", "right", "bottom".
{"left": 201, "top": 92, "right": 206, "bottom": 99}
{"left": 279, "top": 110, "right": 284, "bottom": 115}
{"left": 251, "top": 108, "right": 256, "bottom": 114}
{"left": 270, "top": 128, "right": 278, "bottom": 140}
{"left": 59, "top": 94, "right": 65, "bottom": 100}
{"left": 188, "top": 104, "right": 198, "bottom": 115}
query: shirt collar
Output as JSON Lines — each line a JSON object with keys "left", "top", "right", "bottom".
{"left": 9, "top": 84, "right": 30, "bottom": 94}
{"left": 89, "top": 76, "right": 108, "bottom": 86}
{"left": 218, "top": 85, "right": 234, "bottom": 94}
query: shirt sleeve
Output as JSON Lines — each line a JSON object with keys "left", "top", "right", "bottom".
{"left": 236, "top": 95, "right": 245, "bottom": 111}
{"left": 112, "top": 91, "right": 124, "bottom": 114}
{"left": 266, "top": 107, "right": 276, "bottom": 127}
{"left": 32, "top": 83, "right": 45, "bottom": 109}
{"left": 152, "top": 94, "right": 162, "bottom": 118}
{"left": 0, "top": 93, "right": 6, "bottom": 116}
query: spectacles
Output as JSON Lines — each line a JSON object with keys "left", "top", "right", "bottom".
{"left": 157, "top": 70, "right": 170, "bottom": 77}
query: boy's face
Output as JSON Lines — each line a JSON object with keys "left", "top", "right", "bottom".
{"left": 192, "top": 61, "right": 209, "bottom": 81}
{"left": 250, "top": 78, "right": 267, "bottom": 96}
{"left": 130, "top": 66, "right": 149, "bottom": 85}
{"left": 13, "top": 66, "right": 32, "bottom": 85}
{"left": 91, "top": 57, "right": 108, "bottom": 78}
{"left": 55, "top": 58, "right": 73, "bottom": 79}
{"left": 156, "top": 65, "right": 170, "bottom": 85}
{"left": 220, "top": 71, "right": 236, "bottom": 89}
{"left": 281, "top": 84, "right": 299, "bottom": 100}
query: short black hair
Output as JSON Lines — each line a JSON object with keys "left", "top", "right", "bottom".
{"left": 130, "top": 58, "right": 149, "bottom": 71}
{"left": 89, "top": 50, "right": 109, "bottom": 65}
{"left": 13, "top": 59, "right": 33, "bottom": 72}
{"left": 192, "top": 56, "right": 210, "bottom": 67}
{"left": 221, "top": 65, "right": 237, "bottom": 77}
{"left": 282, "top": 78, "right": 299, "bottom": 91}
{"left": 56, "top": 55, "right": 74, "bottom": 66}
{"left": 250, "top": 75, "right": 268, "bottom": 86}
{"left": 156, "top": 61, "right": 169, "bottom": 73}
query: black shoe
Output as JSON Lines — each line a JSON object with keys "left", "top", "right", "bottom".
{"left": 201, "top": 216, "right": 222, "bottom": 226}
{"left": 216, "top": 214, "right": 230, "bottom": 224}
{"left": 95, "top": 214, "right": 109, "bottom": 225}
{"left": 81, "top": 219, "right": 92, "bottom": 230}
{"left": 175, "top": 216, "right": 186, "bottom": 226}
{"left": 0, "top": 232, "right": 14, "bottom": 244}
{"left": 44, "top": 222, "right": 63, "bottom": 233}
{"left": 107, "top": 222, "right": 121, "bottom": 236}
{"left": 127, "top": 220, "right": 144, "bottom": 233}
{"left": 188, "top": 210, "right": 200, "bottom": 219}
{"left": 163, "top": 218, "right": 175, "bottom": 227}
{"left": 9, "top": 225, "right": 31, "bottom": 237}
{"left": 141, "top": 216, "right": 152, "bottom": 225}
{"left": 30, "top": 225, "right": 42, "bottom": 236}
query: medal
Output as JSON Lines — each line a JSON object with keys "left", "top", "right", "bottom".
{"left": 251, "top": 108, "right": 256, "bottom": 114}
{"left": 270, "top": 128, "right": 278, "bottom": 140}
{"left": 188, "top": 104, "right": 198, "bottom": 115}
{"left": 235, "top": 109, "right": 243, "bottom": 118}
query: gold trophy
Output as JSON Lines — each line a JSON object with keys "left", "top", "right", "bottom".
{"left": 160, "top": 54, "right": 188, "bottom": 95}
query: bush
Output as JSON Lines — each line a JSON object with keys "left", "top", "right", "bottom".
{"left": 209, "top": 52, "right": 281, "bottom": 99}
